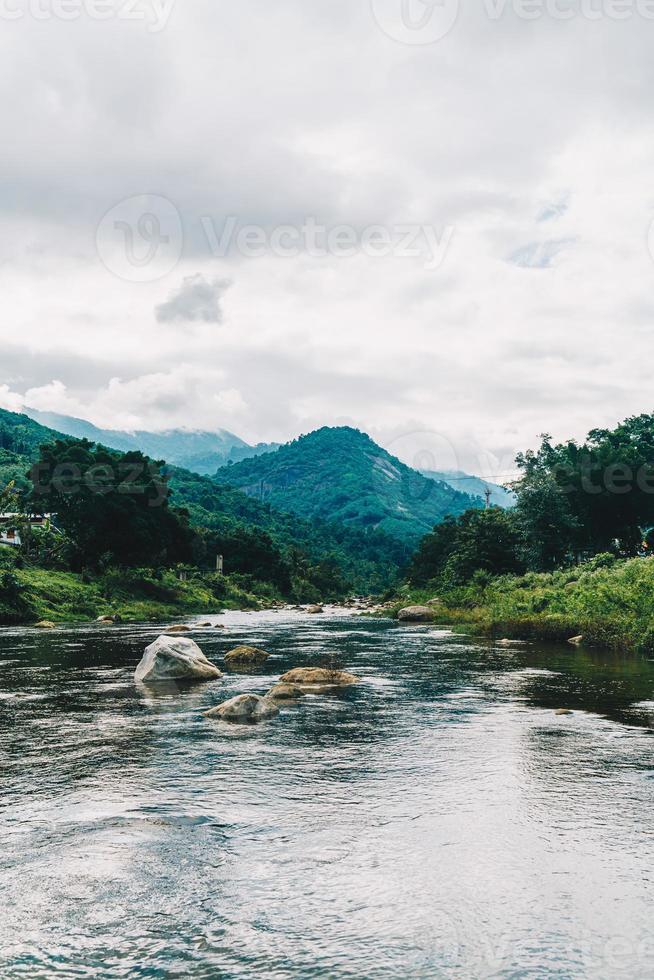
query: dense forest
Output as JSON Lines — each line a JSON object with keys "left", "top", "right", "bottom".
{"left": 215, "top": 425, "right": 479, "bottom": 543}
{"left": 0, "top": 409, "right": 413, "bottom": 620}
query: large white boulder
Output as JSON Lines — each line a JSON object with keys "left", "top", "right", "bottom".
{"left": 135, "top": 635, "right": 223, "bottom": 683}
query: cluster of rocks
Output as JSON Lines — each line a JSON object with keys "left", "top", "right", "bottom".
{"left": 133, "top": 633, "right": 359, "bottom": 724}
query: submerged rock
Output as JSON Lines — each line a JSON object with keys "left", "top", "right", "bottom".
{"left": 555, "top": 708, "right": 574, "bottom": 715}
{"left": 204, "top": 693, "right": 279, "bottom": 723}
{"left": 279, "top": 667, "right": 359, "bottom": 686}
{"left": 266, "top": 683, "right": 305, "bottom": 700}
{"left": 165, "top": 624, "right": 193, "bottom": 634}
{"left": 34, "top": 620, "right": 56, "bottom": 629}
{"left": 135, "top": 635, "right": 223, "bottom": 683}
{"left": 224, "top": 645, "right": 270, "bottom": 666}
{"left": 397, "top": 605, "right": 434, "bottom": 623}
{"left": 497, "top": 638, "right": 528, "bottom": 647}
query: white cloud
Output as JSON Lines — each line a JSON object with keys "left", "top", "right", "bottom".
{"left": 0, "top": 4, "right": 654, "bottom": 472}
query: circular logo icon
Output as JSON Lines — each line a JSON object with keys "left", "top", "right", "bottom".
{"left": 370, "top": 0, "right": 460, "bottom": 45}
{"left": 386, "top": 427, "right": 463, "bottom": 504}
{"left": 96, "top": 194, "right": 183, "bottom": 283}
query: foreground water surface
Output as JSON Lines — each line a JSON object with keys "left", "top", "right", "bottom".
{"left": 1, "top": 611, "right": 653, "bottom": 979}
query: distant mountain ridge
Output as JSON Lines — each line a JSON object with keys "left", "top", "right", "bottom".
{"left": 214, "top": 426, "right": 481, "bottom": 543}
{"left": 22, "top": 408, "right": 279, "bottom": 474}
{"left": 18, "top": 410, "right": 509, "bottom": 508}
{"left": 0, "top": 408, "right": 409, "bottom": 593}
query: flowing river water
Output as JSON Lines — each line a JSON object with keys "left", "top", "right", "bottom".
{"left": 1, "top": 609, "right": 654, "bottom": 979}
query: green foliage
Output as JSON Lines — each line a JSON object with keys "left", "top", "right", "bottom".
{"left": 170, "top": 460, "right": 410, "bottom": 594}
{"left": 409, "top": 507, "right": 524, "bottom": 585}
{"left": 214, "top": 426, "right": 479, "bottom": 544}
{"left": 514, "top": 415, "right": 654, "bottom": 561}
{"left": 27, "top": 439, "right": 194, "bottom": 571}
{"left": 398, "top": 555, "right": 654, "bottom": 653}
{"left": 0, "top": 408, "right": 414, "bottom": 595}
{"left": 0, "top": 570, "right": 32, "bottom": 623}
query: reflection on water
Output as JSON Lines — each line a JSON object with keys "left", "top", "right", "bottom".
{"left": 1, "top": 611, "right": 653, "bottom": 979}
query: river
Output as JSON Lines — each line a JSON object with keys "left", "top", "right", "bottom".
{"left": 1, "top": 610, "right": 653, "bottom": 979}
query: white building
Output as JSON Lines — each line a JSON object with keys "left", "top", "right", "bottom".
{"left": 0, "top": 514, "right": 55, "bottom": 548}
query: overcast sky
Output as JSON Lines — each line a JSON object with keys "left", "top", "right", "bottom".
{"left": 1, "top": 0, "right": 654, "bottom": 479}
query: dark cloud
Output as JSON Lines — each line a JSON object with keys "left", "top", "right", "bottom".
{"left": 155, "top": 275, "right": 233, "bottom": 325}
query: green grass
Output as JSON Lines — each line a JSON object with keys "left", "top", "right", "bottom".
{"left": 0, "top": 561, "right": 270, "bottom": 625}
{"left": 390, "top": 554, "right": 654, "bottom": 653}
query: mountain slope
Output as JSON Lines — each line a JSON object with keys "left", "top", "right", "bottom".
{"left": 0, "top": 408, "right": 408, "bottom": 592}
{"left": 215, "top": 426, "right": 480, "bottom": 543}
{"left": 421, "top": 470, "right": 514, "bottom": 509}
{"left": 22, "top": 408, "right": 278, "bottom": 474}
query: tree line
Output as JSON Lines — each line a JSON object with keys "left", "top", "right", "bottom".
{"left": 409, "top": 414, "right": 654, "bottom": 586}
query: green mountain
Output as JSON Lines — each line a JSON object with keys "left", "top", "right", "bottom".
{"left": 215, "top": 426, "right": 480, "bottom": 543}
{"left": 421, "top": 470, "right": 514, "bottom": 509}
{"left": 23, "top": 408, "right": 278, "bottom": 474}
{"left": 0, "top": 408, "right": 408, "bottom": 593}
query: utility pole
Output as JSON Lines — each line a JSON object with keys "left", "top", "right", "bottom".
{"left": 484, "top": 488, "right": 491, "bottom": 510}
{"left": 216, "top": 554, "right": 224, "bottom": 574}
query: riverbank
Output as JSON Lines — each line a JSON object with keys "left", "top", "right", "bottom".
{"left": 0, "top": 564, "right": 279, "bottom": 625}
{"left": 387, "top": 554, "right": 654, "bottom": 654}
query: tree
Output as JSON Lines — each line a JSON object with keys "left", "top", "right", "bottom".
{"left": 514, "top": 416, "right": 654, "bottom": 560}
{"left": 27, "top": 439, "right": 194, "bottom": 570}
{"left": 409, "top": 508, "right": 523, "bottom": 585}
{"left": 512, "top": 472, "right": 578, "bottom": 570}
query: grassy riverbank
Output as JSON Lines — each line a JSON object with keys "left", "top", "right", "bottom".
{"left": 391, "top": 554, "right": 654, "bottom": 654}
{"left": 0, "top": 563, "right": 277, "bottom": 625}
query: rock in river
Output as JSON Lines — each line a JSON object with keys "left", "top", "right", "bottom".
{"left": 204, "top": 693, "right": 279, "bottom": 723}
{"left": 224, "top": 645, "right": 270, "bottom": 666}
{"left": 567, "top": 635, "right": 584, "bottom": 646}
{"left": 34, "top": 620, "right": 56, "bottom": 629}
{"left": 307, "top": 605, "right": 324, "bottom": 614}
{"left": 165, "top": 624, "right": 193, "bottom": 634}
{"left": 397, "top": 605, "right": 434, "bottom": 623}
{"left": 279, "top": 667, "right": 359, "bottom": 686}
{"left": 135, "top": 635, "right": 223, "bottom": 683}
{"left": 266, "top": 683, "right": 305, "bottom": 700}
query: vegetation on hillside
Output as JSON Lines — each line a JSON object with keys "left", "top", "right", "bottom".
{"left": 393, "top": 554, "right": 654, "bottom": 654}
{"left": 215, "top": 426, "right": 480, "bottom": 543}
{"left": 0, "top": 409, "right": 414, "bottom": 620}
{"left": 399, "top": 413, "right": 654, "bottom": 652}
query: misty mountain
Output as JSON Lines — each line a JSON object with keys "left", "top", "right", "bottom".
{"left": 22, "top": 408, "right": 278, "bottom": 474}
